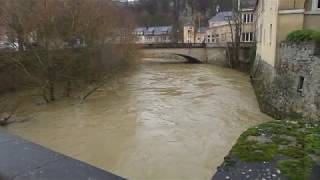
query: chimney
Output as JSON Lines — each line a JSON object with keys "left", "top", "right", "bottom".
{"left": 216, "top": 5, "right": 220, "bottom": 13}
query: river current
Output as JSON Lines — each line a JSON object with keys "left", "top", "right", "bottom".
{"left": 5, "top": 58, "right": 273, "bottom": 179}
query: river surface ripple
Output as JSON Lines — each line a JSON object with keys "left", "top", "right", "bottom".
{"left": 5, "top": 59, "right": 273, "bottom": 180}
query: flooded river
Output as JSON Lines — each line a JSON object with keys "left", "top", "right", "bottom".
{"left": 4, "top": 58, "right": 273, "bottom": 180}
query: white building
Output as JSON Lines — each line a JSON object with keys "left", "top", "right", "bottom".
{"left": 133, "top": 26, "right": 174, "bottom": 44}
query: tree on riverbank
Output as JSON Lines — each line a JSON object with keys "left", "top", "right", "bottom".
{"left": 226, "top": 0, "right": 243, "bottom": 68}
{"left": 0, "top": 0, "right": 138, "bottom": 103}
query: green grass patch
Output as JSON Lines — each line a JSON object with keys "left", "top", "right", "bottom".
{"left": 271, "top": 136, "right": 292, "bottom": 145}
{"left": 305, "top": 134, "right": 320, "bottom": 156}
{"left": 230, "top": 120, "right": 319, "bottom": 179}
{"left": 241, "top": 127, "right": 260, "bottom": 137}
{"left": 232, "top": 140, "right": 278, "bottom": 162}
{"left": 277, "top": 157, "right": 315, "bottom": 180}
{"left": 279, "top": 146, "right": 305, "bottom": 159}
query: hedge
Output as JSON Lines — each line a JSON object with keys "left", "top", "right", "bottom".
{"left": 287, "top": 29, "right": 320, "bottom": 42}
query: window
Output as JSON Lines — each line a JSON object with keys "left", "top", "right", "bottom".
{"left": 242, "top": 13, "right": 254, "bottom": 23}
{"left": 222, "top": 34, "right": 226, "bottom": 41}
{"left": 242, "top": 33, "right": 246, "bottom": 42}
{"left": 242, "top": 14, "right": 246, "bottom": 23}
{"left": 269, "top": 24, "right": 273, "bottom": 46}
{"left": 259, "top": 24, "right": 262, "bottom": 42}
{"left": 263, "top": 29, "right": 266, "bottom": 45}
{"left": 297, "top": 76, "right": 305, "bottom": 93}
{"left": 241, "top": 32, "right": 254, "bottom": 42}
{"left": 216, "top": 34, "right": 220, "bottom": 42}
{"left": 312, "top": 0, "right": 320, "bottom": 10}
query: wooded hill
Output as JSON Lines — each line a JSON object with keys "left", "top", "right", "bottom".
{"left": 126, "top": 0, "right": 235, "bottom": 27}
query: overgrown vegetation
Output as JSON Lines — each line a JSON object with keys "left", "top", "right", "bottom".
{"left": 0, "top": 0, "right": 138, "bottom": 125}
{"left": 231, "top": 120, "right": 320, "bottom": 180}
{"left": 287, "top": 30, "right": 320, "bottom": 42}
{"left": 0, "top": 0, "right": 137, "bottom": 100}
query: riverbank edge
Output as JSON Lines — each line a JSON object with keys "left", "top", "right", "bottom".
{"left": 213, "top": 41, "right": 320, "bottom": 179}
{"left": 0, "top": 130, "right": 126, "bottom": 180}
{"left": 212, "top": 119, "right": 320, "bottom": 180}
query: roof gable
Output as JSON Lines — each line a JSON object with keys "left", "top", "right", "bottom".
{"left": 209, "top": 11, "right": 233, "bottom": 23}
{"left": 240, "top": 0, "right": 257, "bottom": 9}
{"left": 134, "top": 26, "right": 173, "bottom": 36}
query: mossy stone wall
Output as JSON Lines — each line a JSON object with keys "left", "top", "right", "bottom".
{"left": 252, "top": 41, "right": 320, "bottom": 120}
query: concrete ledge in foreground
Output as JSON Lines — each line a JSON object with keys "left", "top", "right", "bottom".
{"left": 0, "top": 130, "right": 126, "bottom": 180}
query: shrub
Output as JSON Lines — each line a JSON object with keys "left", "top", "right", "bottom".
{"left": 287, "top": 29, "right": 320, "bottom": 42}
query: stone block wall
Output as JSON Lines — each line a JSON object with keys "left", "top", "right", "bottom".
{"left": 252, "top": 41, "right": 320, "bottom": 120}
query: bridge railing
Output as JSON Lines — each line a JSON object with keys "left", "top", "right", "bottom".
{"left": 139, "top": 42, "right": 255, "bottom": 49}
{"left": 140, "top": 43, "right": 206, "bottom": 49}
{"left": 226, "top": 42, "right": 255, "bottom": 48}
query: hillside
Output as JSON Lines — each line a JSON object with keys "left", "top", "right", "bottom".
{"left": 126, "top": 0, "right": 235, "bottom": 27}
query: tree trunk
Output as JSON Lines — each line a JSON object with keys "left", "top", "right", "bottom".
{"left": 64, "top": 81, "right": 72, "bottom": 97}
{"left": 49, "top": 80, "right": 55, "bottom": 101}
{"left": 17, "top": 36, "right": 24, "bottom": 52}
{"left": 47, "top": 64, "right": 56, "bottom": 102}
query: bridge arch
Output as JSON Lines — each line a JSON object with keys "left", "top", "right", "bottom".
{"left": 141, "top": 48, "right": 206, "bottom": 64}
{"left": 173, "top": 54, "right": 202, "bottom": 63}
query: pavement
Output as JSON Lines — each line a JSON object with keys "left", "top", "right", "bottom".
{"left": 0, "top": 130, "right": 126, "bottom": 180}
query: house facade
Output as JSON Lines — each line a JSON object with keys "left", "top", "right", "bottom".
{"left": 253, "top": 0, "right": 320, "bottom": 120}
{"left": 183, "top": 23, "right": 196, "bottom": 43}
{"left": 206, "top": 9, "right": 256, "bottom": 44}
{"left": 207, "top": 11, "right": 234, "bottom": 44}
{"left": 255, "top": 0, "right": 320, "bottom": 67}
{"left": 133, "top": 26, "right": 174, "bottom": 44}
{"left": 183, "top": 0, "right": 257, "bottom": 45}
{"left": 195, "top": 27, "right": 208, "bottom": 43}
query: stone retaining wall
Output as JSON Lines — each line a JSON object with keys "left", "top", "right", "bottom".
{"left": 252, "top": 41, "right": 320, "bottom": 120}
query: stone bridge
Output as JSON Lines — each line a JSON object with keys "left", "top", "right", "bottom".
{"left": 140, "top": 43, "right": 253, "bottom": 66}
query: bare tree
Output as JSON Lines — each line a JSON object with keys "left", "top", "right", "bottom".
{"left": 0, "top": 0, "right": 38, "bottom": 51}
{"left": 226, "top": 0, "right": 242, "bottom": 68}
{"left": 1, "top": 0, "right": 137, "bottom": 103}
{"left": 0, "top": 98, "right": 20, "bottom": 126}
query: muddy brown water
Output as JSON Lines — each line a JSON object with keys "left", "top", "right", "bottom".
{"left": 4, "top": 58, "right": 273, "bottom": 180}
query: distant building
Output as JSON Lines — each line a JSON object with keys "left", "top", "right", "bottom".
{"left": 207, "top": 8, "right": 256, "bottom": 44}
{"left": 207, "top": 11, "right": 234, "bottom": 43}
{"left": 133, "top": 26, "right": 174, "bottom": 44}
{"left": 255, "top": 0, "right": 320, "bottom": 67}
{"left": 183, "top": 22, "right": 196, "bottom": 43}
{"left": 195, "top": 27, "right": 208, "bottom": 43}
{"left": 183, "top": 0, "right": 256, "bottom": 45}
{"left": 208, "top": 11, "right": 233, "bottom": 28}
{"left": 112, "top": 0, "right": 139, "bottom": 6}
